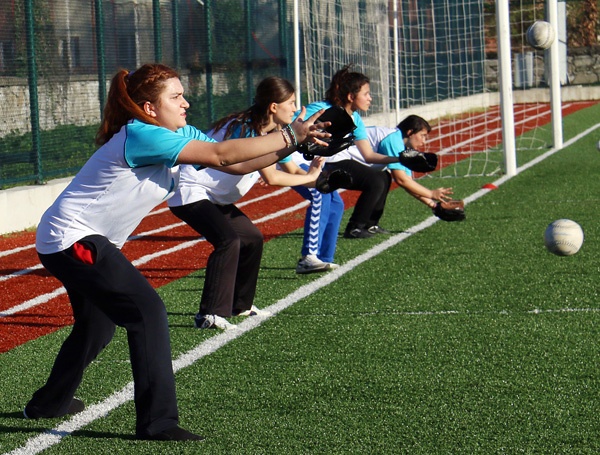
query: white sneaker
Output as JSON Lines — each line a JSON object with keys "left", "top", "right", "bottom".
{"left": 296, "top": 255, "right": 331, "bottom": 274}
{"left": 327, "top": 262, "right": 340, "bottom": 270}
{"left": 194, "top": 314, "right": 238, "bottom": 331}
{"left": 235, "top": 305, "right": 272, "bottom": 317}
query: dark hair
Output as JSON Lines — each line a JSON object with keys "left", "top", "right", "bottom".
{"left": 96, "top": 63, "right": 180, "bottom": 145}
{"left": 397, "top": 115, "right": 431, "bottom": 137}
{"left": 325, "top": 64, "right": 369, "bottom": 108}
{"left": 211, "top": 77, "right": 295, "bottom": 139}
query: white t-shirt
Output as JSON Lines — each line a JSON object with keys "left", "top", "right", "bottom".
{"left": 168, "top": 165, "right": 261, "bottom": 206}
{"left": 168, "top": 120, "right": 293, "bottom": 207}
{"left": 326, "top": 126, "right": 411, "bottom": 175}
{"left": 35, "top": 120, "right": 202, "bottom": 253}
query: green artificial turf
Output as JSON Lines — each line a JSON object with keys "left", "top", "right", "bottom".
{"left": 0, "top": 102, "right": 599, "bottom": 454}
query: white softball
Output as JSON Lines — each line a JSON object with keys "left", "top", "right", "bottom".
{"left": 544, "top": 219, "right": 584, "bottom": 256}
{"left": 526, "top": 20, "right": 555, "bottom": 51}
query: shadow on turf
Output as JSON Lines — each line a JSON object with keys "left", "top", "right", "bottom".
{"left": 0, "top": 412, "right": 136, "bottom": 440}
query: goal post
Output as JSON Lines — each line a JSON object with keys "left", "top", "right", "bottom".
{"left": 292, "top": 0, "right": 571, "bottom": 179}
{"left": 547, "top": 0, "right": 563, "bottom": 149}
{"left": 496, "top": 0, "right": 517, "bottom": 177}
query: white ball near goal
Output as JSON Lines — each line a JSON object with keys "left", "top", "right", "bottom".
{"left": 526, "top": 20, "right": 555, "bottom": 50}
{"left": 544, "top": 219, "right": 584, "bottom": 256}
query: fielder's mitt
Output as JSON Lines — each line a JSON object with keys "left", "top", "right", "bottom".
{"left": 315, "top": 168, "right": 353, "bottom": 194}
{"left": 433, "top": 200, "right": 466, "bottom": 222}
{"left": 298, "top": 106, "right": 357, "bottom": 160}
{"left": 398, "top": 148, "right": 438, "bottom": 173}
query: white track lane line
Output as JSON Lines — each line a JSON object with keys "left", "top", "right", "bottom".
{"left": 0, "top": 197, "right": 312, "bottom": 317}
{"left": 0, "top": 188, "right": 295, "bottom": 287}
{"left": 6, "top": 122, "right": 599, "bottom": 455}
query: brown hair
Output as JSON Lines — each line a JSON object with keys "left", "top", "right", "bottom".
{"left": 325, "top": 64, "right": 370, "bottom": 108}
{"left": 96, "top": 63, "right": 180, "bottom": 145}
{"left": 211, "top": 76, "right": 295, "bottom": 139}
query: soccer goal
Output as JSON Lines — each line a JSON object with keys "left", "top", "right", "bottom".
{"left": 293, "top": 0, "right": 573, "bottom": 178}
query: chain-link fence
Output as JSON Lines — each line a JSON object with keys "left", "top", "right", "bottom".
{"left": 0, "top": 0, "right": 598, "bottom": 189}
{"left": 0, "top": 0, "right": 293, "bottom": 188}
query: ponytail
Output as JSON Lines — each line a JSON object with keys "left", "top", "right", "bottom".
{"left": 96, "top": 64, "right": 179, "bottom": 145}
{"left": 325, "top": 64, "right": 369, "bottom": 108}
{"left": 211, "top": 76, "right": 296, "bottom": 139}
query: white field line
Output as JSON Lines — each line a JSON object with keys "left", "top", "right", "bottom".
{"left": 0, "top": 102, "right": 533, "bottom": 261}
{"left": 0, "top": 244, "right": 36, "bottom": 258}
{"left": 6, "top": 122, "right": 600, "bottom": 455}
{"left": 0, "top": 263, "right": 44, "bottom": 283}
{"left": 0, "top": 188, "right": 293, "bottom": 258}
{"left": 0, "top": 105, "right": 586, "bottom": 308}
{"left": 0, "top": 100, "right": 573, "bottom": 261}
{"left": 126, "top": 187, "right": 294, "bottom": 240}
{"left": 0, "top": 187, "right": 296, "bottom": 284}
{"left": 0, "top": 198, "right": 312, "bottom": 318}
{"left": 0, "top": 100, "right": 551, "bottom": 260}
{"left": 435, "top": 103, "right": 552, "bottom": 155}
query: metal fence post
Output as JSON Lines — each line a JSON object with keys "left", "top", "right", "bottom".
{"left": 205, "top": 0, "right": 214, "bottom": 124}
{"left": 172, "top": 0, "right": 180, "bottom": 68}
{"left": 153, "top": 0, "right": 162, "bottom": 62}
{"left": 24, "top": 0, "right": 43, "bottom": 184}
{"left": 278, "top": 0, "right": 289, "bottom": 79}
{"left": 245, "top": 0, "right": 253, "bottom": 105}
{"left": 95, "top": 0, "right": 106, "bottom": 118}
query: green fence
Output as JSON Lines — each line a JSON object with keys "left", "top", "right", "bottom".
{"left": 0, "top": 0, "right": 598, "bottom": 189}
{"left": 0, "top": 0, "right": 293, "bottom": 188}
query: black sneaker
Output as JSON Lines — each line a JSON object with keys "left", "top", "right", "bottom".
{"left": 343, "top": 227, "right": 374, "bottom": 239}
{"left": 24, "top": 398, "right": 85, "bottom": 419}
{"left": 137, "top": 425, "right": 205, "bottom": 441}
{"left": 367, "top": 225, "right": 390, "bottom": 235}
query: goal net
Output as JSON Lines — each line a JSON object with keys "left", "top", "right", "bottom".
{"left": 297, "top": 0, "right": 566, "bottom": 178}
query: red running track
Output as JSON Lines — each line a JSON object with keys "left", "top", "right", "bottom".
{"left": 0, "top": 101, "right": 596, "bottom": 353}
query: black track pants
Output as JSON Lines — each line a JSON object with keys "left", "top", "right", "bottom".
{"left": 29, "top": 235, "right": 179, "bottom": 437}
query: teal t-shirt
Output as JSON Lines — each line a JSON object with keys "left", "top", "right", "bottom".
{"left": 377, "top": 129, "right": 407, "bottom": 172}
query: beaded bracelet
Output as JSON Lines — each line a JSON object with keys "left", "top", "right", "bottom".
{"left": 285, "top": 124, "right": 298, "bottom": 147}
{"left": 281, "top": 128, "right": 293, "bottom": 148}
{"left": 280, "top": 124, "right": 299, "bottom": 149}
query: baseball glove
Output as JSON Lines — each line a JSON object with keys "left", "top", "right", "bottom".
{"left": 315, "top": 168, "right": 354, "bottom": 194}
{"left": 433, "top": 200, "right": 466, "bottom": 222}
{"left": 398, "top": 148, "right": 438, "bottom": 173}
{"left": 298, "top": 106, "right": 357, "bottom": 160}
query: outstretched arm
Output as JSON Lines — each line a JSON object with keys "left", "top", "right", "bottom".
{"left": 391, "top": 169, "right": 453, "bottom": 208}
{"left": 355, "top": 139, "right": 398, "bottom": 165}
{"left": 210, "top": 151, "right": 289, "bottom": 175}
{"left": 259, "top": 157, "right": 324, "bottom": 187}
{"left": 176, "top": 108, "right": 330, "bottom": 167}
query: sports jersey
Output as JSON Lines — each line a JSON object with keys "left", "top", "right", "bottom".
{"left": 370, "top": 126, "right": 411, "bottom": 174}
{"left": 36, "top": 120, "right": 198, "bottom": 254}
{"left": 293, "top": 101, "right": 366, "bottom": 167}
{"left": 168, "top": 121, "right": 292, "bottom": 207}
{"left": 324, "top": 126, "right": 411, "bottom": 175}
{"left": 298, "top": 100, "right": 367, "bottom": 142}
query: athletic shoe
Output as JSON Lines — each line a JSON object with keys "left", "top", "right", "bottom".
{"left": 234, "top": 305, "right": 272, "bottom": 317}
{"left": 296, "top": 255, "right": 331, "bottom": 274}
{"left": 137, "top": 425, "right": 205, "bottom": 441}
{"left": 367, "top": 225, "right": 390, "bottom": 235}
{"left": 24, "top": 398, "right": 85, "bottom": 419}
{"left": 327, "top": 262, "right": 340, "bottom": 270}
{"left": 343, "top": 227, "right": 374, "bottom": 239}
{"left": 194, "top": 314, "right": 238, "bottom": 331}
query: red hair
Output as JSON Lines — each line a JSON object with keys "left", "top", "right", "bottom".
{"left": 96, "top": 63, "right": 180, "bottom": 145}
